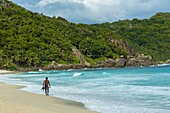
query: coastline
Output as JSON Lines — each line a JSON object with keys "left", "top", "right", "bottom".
{"left": 0, "top": 82, "right": 98, "bottom": 113}
{"left": 0, "top": 70, "right": 18, "bottom": 74}
{"left": 0, "top": 70, "right": 98, "bottom": 113}
{"left": 1, "top": 65, "right": 170, "bottom": 113}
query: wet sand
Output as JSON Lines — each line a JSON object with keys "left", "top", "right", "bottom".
{"left": 0, "top": 71, "right": 98, "bottom": 113}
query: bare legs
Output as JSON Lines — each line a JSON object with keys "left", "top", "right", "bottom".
{"left": 45, "top": 87, "right": 49, "bottom": 96}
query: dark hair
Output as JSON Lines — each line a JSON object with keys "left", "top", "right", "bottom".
{"left": 46, "top": 77, "right": 48, "bottom": 79}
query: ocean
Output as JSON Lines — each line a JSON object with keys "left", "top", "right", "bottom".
{"left": 1, "top": 64, "right": 170, "bottom": 113}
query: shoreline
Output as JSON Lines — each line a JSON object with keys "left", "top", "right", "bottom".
{"left": 0, "top": 82, "right": 98, "bottom": 113}
{"left": 0, "top": 70, "right": 98, "bottom": 113}
{"left": 1, "top": 62, "right": 169, "bottom": 73}
{"left": 1, "top": 64, "right": 170, "bottom": 113}
{"left": 0, "top": 70, "right": 19, "bottom": 74}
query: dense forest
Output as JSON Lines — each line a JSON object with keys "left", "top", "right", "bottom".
{"left": 0, "top": 0, "right": 170, "bottom": 70}
{"left": 94, "top": 12, "right": 170, "bottom": 61}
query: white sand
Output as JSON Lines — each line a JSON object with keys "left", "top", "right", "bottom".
{"left": 0, "top": 82, "right": 98, "bottom": 113}
{"left": 0, "top": 70, "right": 16, "bottom": 74}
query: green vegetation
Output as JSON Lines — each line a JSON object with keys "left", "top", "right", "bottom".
{"left": 95, "top": 12, "right": 170, "bottom": 61}
{"left": 0, "top": 0, "right": 126, "bottom": 69}
{"left": 0, "top": 0, "right": 170, "bottom": 70}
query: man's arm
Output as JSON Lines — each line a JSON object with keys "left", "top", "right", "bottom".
{"left": 49, "top": 81, "right": 51, "bottom": 87}
{"left": 43, "top": 81, "right": 45, "bottom": 87}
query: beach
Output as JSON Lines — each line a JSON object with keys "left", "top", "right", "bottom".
{"left": 1, "top": 66, "right": 170, "bottom": 113}
{"left": 0, "top": 70, "right": 98, "bottom": 113}
{"left": 0, "top": 70, "right": 16, "bottom": 74}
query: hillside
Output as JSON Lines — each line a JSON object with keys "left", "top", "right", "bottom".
{"left": 0, "top": 0, "right": 169, "bottom": 70}
{"left": 0, "top": 0, "right": 127, "bottom": 70}
{"left": 94, "top": 12, "right": 170, "bottom": 61}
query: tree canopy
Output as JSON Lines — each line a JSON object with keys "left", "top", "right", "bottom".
{"left": 0, "top": 0, "right": 126, "bottom": 69}
{"left": 0, "top": 0, "right": 169, "bottom": 70}
{"left": 95, "top": 12, "right": 170, "bottom": 61}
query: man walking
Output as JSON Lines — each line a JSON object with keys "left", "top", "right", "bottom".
{"left": 43, "top": 77, "right": 51, "bottom": 96}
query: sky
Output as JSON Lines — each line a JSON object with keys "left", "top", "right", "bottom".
{"left": 10, "top": 0, "right": 170, "bottom": 24}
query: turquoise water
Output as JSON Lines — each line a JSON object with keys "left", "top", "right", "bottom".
{"left": 1, "top": 64, "right": 170, "bottom": 113}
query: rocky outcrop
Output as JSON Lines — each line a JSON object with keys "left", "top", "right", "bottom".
{"left": 45, "top": 62, "right": 88, "bottom": 70}
{"left": 47, "top": 61, "right": 58, "bottom": 69}
{"left": 126, "top": 54, "right": 155, "bottom": 67}
{"left": 91, "top": 54, "right": 155, "bottom": 68}
{"left": 126, "top": 58, "right": 139, "bottom": 66}
{"left": 107, "top": 37, "right": 156, "bottom": 67}
{"left": 44, "top": 54, "right": 155, "bottom": 70}
{"left": 18, "top": 53, "right": 156, "bottom": 71}
{"left": 17, "top": 41, "right": 156, "bottom": 71}
{"left": 108, "top": 38, "right": 135, "bottom": 56}
{"left": 165, "top": 59, "right": 170, "bottom": 64}
{"left": 72, "top": 47, "right": 90, "bottom": 66}
{"left": 94, "top": 59, "right": 115, "bottom": 67}
{"left": 115, "top": 58, "right": 127, "bottom": 67}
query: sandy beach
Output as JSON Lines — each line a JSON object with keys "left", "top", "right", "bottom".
{"left": 0, "top": 71, "right": 98, "bottom": 113}
{"left": 0, "top": 70, "right": 17, "bottom": 74}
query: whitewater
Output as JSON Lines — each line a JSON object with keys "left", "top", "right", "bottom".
{"left": 0, "top": 65, "right": 170, "bottom": 113}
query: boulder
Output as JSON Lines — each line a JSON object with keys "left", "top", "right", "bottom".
{"left": 165, "top": 59, "right": 170, "bottom": 64}
{"left": 136, "top": 54, "right": 154, "bottom": 66}
{"left": 72, "top": 47, "right": 90, "bottom": 66}
{"left": 126, "top": 54, "right": 155, "bottom": 67}
{"left": 115, "top": 58, "right": 127, "bottom": 67}
{"left": 47, "top": 61, "right": 58, "bottom": 69}
{"left": 110, "top": 39, "right": 135, "bottom": 56}
{"left": 126, "top": 58, "right": 140, "bottom": 66}
{"left": 96, "top": 59, "right": 115, "bottom": 67}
